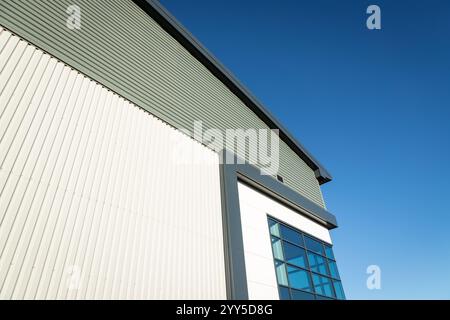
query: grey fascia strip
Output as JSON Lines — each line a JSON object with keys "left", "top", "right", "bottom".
{"left": 133, "top": 0, "right": 333, "bottom": 185}
{"left": 219, "top": 153, "right": 249, "bottom": 300}
{"left": 236, "top": 163, "right": 338, "bottom": 229}
{"left": 221, "top": 150, "right": 337, "bottom": 230}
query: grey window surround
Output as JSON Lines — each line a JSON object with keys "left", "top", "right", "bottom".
{"left": 219, "top": 150, "right": 337, "bottom": 300}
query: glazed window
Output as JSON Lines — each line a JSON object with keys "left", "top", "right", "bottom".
{"left": 268, "top": 217, "right": 345, "bottom": 300}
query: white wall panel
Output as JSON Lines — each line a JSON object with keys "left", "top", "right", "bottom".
{"left": 237, "top": 182, "right": 331, "bottom": 300}
{"left": 0, "top": 28, "right": 226, "bottom": 300}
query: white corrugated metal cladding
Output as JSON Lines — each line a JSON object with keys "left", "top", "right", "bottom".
{"left": 0, "top": 28, "right": 226, "bottom": 299}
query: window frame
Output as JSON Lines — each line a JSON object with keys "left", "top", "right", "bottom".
{"left": 267, "top": 215, "right": 345, "bottom": 300}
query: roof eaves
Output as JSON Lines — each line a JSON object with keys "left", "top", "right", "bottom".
{"left": 133, "top": 0, "right": 333, "bottom": 185}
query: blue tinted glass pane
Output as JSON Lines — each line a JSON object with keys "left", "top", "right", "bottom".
{"left": 312, "top": 274, "right": 335, "bottom": 298}
{"left": 271, "top": 237, "right": 284, "bottom": 260}
{"left": 290, "top": 289, "right": 315, "bottom": 300}
{"left": 325, "top": 245, "right": 335, "bottom": 260}
{"left": 328, "top": 260, "right": 340, "bottom": 279}
{"left": 287, "top": 265, "right": 313, "bottom": 292}
{"left": 304, "top": 236, "right": 325, "bottom": 255}
{"left": 307, "top": 252, "right": 329, "bottom": 276}
{"left": 268, "top": 219, "right": 280, "bottom": 237}
{"left": 275, "top": 261, "right": 288, "bottom": 286}
{"left": 333, "top": 281, "right": 346, "bottom": 300}
{"left": 282, "top": 241, "right": 308, "bottom": 268}
{"left": 278, "top": 286, "right": 291, "bottom": 300}
{"left": 279, "top": 224, "right": 303, "bottom": 246}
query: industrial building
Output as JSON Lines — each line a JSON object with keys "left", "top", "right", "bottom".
{"left": 0, "top": 0, "right": 344, "bottom": 300}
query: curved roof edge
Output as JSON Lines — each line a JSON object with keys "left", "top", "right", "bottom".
{"left": 133, "top": 0, "right": 333, "bottom": 185}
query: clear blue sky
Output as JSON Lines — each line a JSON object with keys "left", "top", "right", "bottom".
{"left": 160, "top": 0, "right": 450, "bottom": 299}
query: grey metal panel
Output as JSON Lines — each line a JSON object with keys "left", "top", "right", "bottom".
{"left": 219, "top": 153, "right": 249, "bottom": 300}
{"left": 0, "top": 0, "right": 326, "bottom": 207}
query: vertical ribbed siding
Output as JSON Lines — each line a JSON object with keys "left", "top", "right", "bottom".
{"left": 0, "top": 0, "right": 325, "bottom": 207}
{"left": 0, "top": 28, "right": 226, "bottom": 300}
